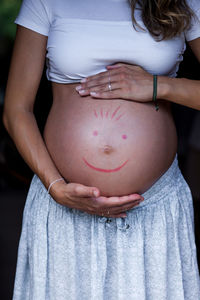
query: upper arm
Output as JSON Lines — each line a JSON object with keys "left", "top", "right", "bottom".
{"left": 4, "top": 0, "right": 51, "bottom": 117}
{"left": 187, "top": 0, "right": 200, "bottom": 63}
{"left": 188, "top": 38, "right": 200, "bottom": 63}
{"left": 4, "top": 25, "right": 47, "bottom": 115}
{"left": 185, "top": 0, "right": 200, "bottom": 62}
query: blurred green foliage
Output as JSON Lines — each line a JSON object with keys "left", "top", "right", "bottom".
{"left": 0, "top": 0, "right": 21, "bottom": 40}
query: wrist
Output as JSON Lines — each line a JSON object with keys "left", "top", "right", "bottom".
{"left": 47, "top": 178, "right": 65, "bottom": 194}
{"left": 39, "top": 168, "right": 64, "bottom": 191}
{"left": 49, "top": 178, "right": 70, "bottom": 205}
{"left": 157, "top": 75, "right": 173, "bottom": 100}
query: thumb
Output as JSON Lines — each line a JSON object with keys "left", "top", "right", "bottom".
{"left": 106, "top": 63, "right": 122, "bottom": 69}
{"left": 73, "top": 184, "right": 100, "bottom": 198}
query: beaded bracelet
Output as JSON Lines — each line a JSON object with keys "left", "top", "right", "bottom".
{"left": 47, "top": 178, "right": 65, "bottom": 194}
{"left": 153, "top": 75, "right": 159, "bottom": 111}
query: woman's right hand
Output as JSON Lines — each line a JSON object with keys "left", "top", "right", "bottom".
{"left": 50, "top": 180, "right": 144, "bottom": 218}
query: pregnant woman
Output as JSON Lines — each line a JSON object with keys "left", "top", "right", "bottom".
{"left": 3, "top": 0, "right": 200, "bottom": 299}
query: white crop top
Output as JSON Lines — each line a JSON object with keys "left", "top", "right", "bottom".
{"left": 15, "top": 0, "right": 200, "bottom": 84}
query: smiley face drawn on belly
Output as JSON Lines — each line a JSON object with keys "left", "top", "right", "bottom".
{"left": 82, "top": 105, "right": 129, "bottom": 173}
{"left": 82, "top": 157, "right": 128, "bottom": 173}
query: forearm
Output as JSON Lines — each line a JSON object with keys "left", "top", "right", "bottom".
{"left": 3, "top": 109, "right": 62, "bottom": 190}
{"left": 158, "top": 76, "right": 200, "bottom": 110}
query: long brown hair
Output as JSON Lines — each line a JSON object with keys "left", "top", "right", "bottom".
{"left": 129, "top": 0, "right": 195, "bottom": 40}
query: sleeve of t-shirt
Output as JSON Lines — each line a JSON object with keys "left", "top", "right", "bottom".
{"left": 14, "top": 0, "right": 51, "bottom": 36}
{"left": 185, "top": 0, "right": 200, "bottom": 41}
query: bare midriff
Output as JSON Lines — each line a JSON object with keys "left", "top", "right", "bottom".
{"left": 43, "top": 82, "right": 177, "bottom": 196}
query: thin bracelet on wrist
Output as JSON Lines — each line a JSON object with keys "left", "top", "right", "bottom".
{"left": 47, "top": 178, "right": 65, "bottom": 194}
{"left": 153, "top": 75, "right": 159, "bottom": 111}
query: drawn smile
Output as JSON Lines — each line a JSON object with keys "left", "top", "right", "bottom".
{"left": 82, "top": 157, "right": 128, "bottom": 173}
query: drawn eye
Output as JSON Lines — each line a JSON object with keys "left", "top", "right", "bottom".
{"left": 122, "top": 134, "right": 127, "bottom": 140}
{"left": 93, "top": 130, "right": 98, "bottom": 136}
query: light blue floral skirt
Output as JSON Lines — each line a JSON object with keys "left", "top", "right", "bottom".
{"left": 13, "top": 156, "right": 200, "bottom": 299}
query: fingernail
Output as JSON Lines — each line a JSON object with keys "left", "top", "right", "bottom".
{"left": 75, "top": 85, "right": 82, "bottom": 91}
{"left": 79, "top": 90, "right": 86, "bottom": 94}
{"left": 93, "top": 190, "right": 99, "bottom": 197}
{"left": 90, "top": 92, "right": 98, "bottom": 96}
{"left": 81, "top": 78, "right": 87, "bottom": 83}
{"left": 121, "top": 214, "right": 127, "bottom": 218}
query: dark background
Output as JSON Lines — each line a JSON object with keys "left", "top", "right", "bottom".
{"left": 0, "top": 1, "right": 200, "bottom": 299}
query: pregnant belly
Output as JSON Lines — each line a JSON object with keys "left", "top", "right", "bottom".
{"left": 44, "top": 87, "right": 177, "bottom": 196}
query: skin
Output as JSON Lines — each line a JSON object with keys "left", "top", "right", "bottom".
{"left": 3, "top": 26, "right": 200, "bottom": 218}
{"left": 82, "top": 157, "right": 129, "bottom": 173}
{"left": 44, "top": 84, "right": 177, "bottom": 196}
{"left": 70, "top": 106, "right": 127, "bottom": 174}
{"left": 75, "top": 55, "right": 200, "bottom": 109}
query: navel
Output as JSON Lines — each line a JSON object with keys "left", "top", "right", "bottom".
{"left": 102, "top": 145, "right": 114, "bottom": 154}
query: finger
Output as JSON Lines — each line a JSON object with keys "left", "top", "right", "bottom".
{"left": 80, "top": 68, "right": 121, "bottom": 84}
{"left": 87, "top": 210, "right": 127, "bottom": 218}
{"left": 77, "top": 81, "right": 121, "bottom": 97}
{"left": 106, "top": 63, "right": 125, "bottom": 69}
{"left": 104, "top": 214, "right": 127, "bottom": 218}
{"left": 98, "top": 198, "right": 142, "bottom": 217}
{"left": 77, "top": 74, "right": 124, "bottom": 97}
{"left": 80, "top": 73, "right": 121, "bottom": 90}
{"left": 116, "top": 194, "right": 144, "bottom": 207}
{"left": 109, "top": 200, "right": 141, "bottom": 214}
{"left": 97, "top": 194, "right": 144, "bottom": 208}
{"left": 107, "top": 63, "right": 139, "bottom": 70}
{"left": 90, "top": 89, "right": 123, "bottom": 99}
{"left": 90, "top": 81, "right": 121, "bottom": 93}
{"left": 110, "top": 194, "right": 144, "bottom": 207}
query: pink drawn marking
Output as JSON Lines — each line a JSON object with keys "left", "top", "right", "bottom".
{"left": 105, "top": 110, "right": 109, "bottom": 118}
{"left": 94, "top": 110, "right": 98, "bottom": 118}
{"left": 111, "top": 105, "right": 121, "bottom": 120}
{"left": 100, "top": 108, "right": 103, "bottom": 118}
{"left": 93, "top": 130, "right": 98, "bottom": 136}
{"left": 122, "top": 134, "right": 127, "bottom": 140}
{"left": 115, "top": 113, "right": 124, "bottom": 121}
{"left": 82, "top": 157, "right": 128, "bottom": 173}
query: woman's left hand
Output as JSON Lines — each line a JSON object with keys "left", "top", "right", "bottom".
{"left": 75, "top": 63, "right": 155, "bottom": 102}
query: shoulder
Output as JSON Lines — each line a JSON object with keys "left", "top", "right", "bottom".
{"left": 15, "top": 0, "right": 55, "bottom": 36}
{"left": 187, "top": 0, "right": 200, "bottom": 12}
{"left": 184, "top": 0, "right": 200, "bottom": 42}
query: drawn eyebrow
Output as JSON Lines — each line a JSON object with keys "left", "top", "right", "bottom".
{"left": 115, "top": 113, "right": 125, "bottom": 121}
{"left": 94, "top": 109, "right": 98, "bottom": 118}
{"left": 100, "top": 108, "right": 103, "bottom": 118}
{"left": 111, "top": 106, "right": 121, "bottom": 119}
{"left": 93, "top": 105, "right": 124, "bottom": 121}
